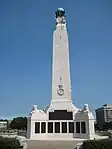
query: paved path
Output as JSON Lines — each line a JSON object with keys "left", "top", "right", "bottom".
{"left": 27, "top": 140, "right": 83, "bottom": 149}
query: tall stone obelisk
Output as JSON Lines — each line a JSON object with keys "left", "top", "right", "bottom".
{"left": 27, "top": 8, "right": 95, "bottom": 140}
{"left": 50, "top": 8, "right": 76, "bottom": 111}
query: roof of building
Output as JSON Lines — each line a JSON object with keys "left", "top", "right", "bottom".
{"left": 103, "top": 104, "right": 112, "bottom": 107}
{"left": 0, "top": 121, "right": 7, "bottom": 123}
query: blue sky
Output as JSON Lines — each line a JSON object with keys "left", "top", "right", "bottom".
{"left": 0, "top": 0, "right": 112, "bottom": 119}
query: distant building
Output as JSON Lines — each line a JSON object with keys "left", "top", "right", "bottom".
{"left": 95, "top": 104, "right": 112, "bottom": 126}
{"left": 0, "top": 121, "right": 7, "bottom": 129}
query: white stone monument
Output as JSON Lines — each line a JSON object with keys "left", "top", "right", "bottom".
{"left": 27, "top": 8, "right": 95, "bottom": 140}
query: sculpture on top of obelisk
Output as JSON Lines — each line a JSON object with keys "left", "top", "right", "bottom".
{"left": 55, "top": 8, "right": 66, "bottom": 25}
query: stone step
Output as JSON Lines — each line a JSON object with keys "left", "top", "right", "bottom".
{"left": 27, "top": 140, "right": 83, "bottom": 149}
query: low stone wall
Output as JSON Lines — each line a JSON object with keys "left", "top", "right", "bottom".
{"left": 18, "top": 131, "right": 26, "bottom": 137}
{"left": 96, "top": 131, "right": 110, "bottom": 136}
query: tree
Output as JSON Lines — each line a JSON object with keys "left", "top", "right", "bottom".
{"left": 0, "top": 119, "right": 8, "bottom": 122}
{"left": 0, "top": 137, "right": 21, "bottom": 149}
{"left": 9, "top": 117, "right": 27, "bottom": 130}
{"left": 83, "top": 139, "right": 112, "bottom": 149}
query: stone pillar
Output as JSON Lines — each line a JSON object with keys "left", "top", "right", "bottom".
{"left": 85, "top": 121, "right": 88, "bottom": 134}
{"left": 40, "top": 122, "right": 41, "bottom": 133}
{"left": 53, "top": 121, "right": 55, "bottom": 133}
{"left": 60, "top": 122, "right": 62, "bottom": 133}
{"left": 67, "top": 121, "right": 69, "bottom": 133}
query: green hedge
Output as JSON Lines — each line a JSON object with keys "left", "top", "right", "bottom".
{"left": 83, "top": 139, "right": 112, "bottom": 149}
{"left": 0, "top": 136, "right": 22, "bottom": 149}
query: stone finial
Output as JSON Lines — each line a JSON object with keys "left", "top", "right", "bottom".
{"left": 82, "top": 104, "right": 89, "bottom": 112}
{"left": 29, "top": 105, "right": 37, "bottom": 116}
{"left": 32, "top": 105, "right": 37, "bottom": 111}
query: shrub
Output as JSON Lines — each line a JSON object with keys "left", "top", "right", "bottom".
{"left": 0, "top": 136, "right": 22, "bottom": 149}
{"left": 83, "top": 139, "right": 112, "bottom": 149}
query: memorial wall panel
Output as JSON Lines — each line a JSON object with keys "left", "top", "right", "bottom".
{"left": 81, "top": 122, "right": 86, "bottom": 133}
{"left": 76, "top": 122, "right": 80, "bottom": 133}
{"left": 35, "top": 122, "right": 40, "bottom": 133}
{"left": 69, "top": 122, "right": 74, "bottom": 133}
{"left": 55, "top": 122, "right": 60, "bottom": 133}
{"left": 48, "top": 122, "right": 53, "bottom": 133}
{"left": 41, "top": 122, "right": 46, "bottom": 133}
{"left": 49, "top": 110, "right": 73, "bottom": 120}
{"left": 62, "top": 122, "right": 67, "bottom": 133}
